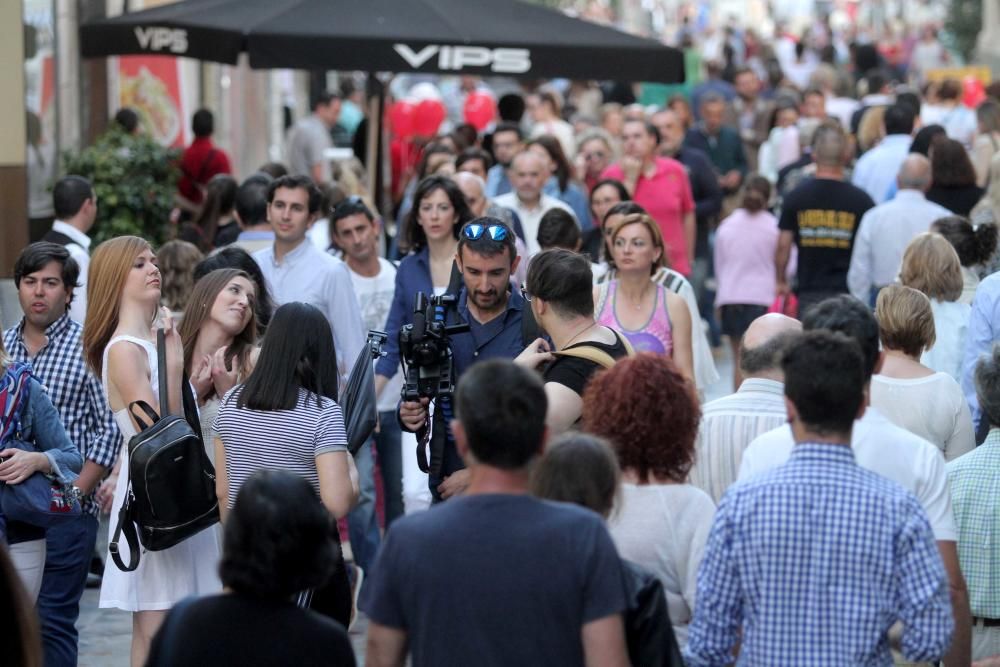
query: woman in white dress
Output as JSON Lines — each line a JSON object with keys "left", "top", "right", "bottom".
{"left": 82, "top": 236, "right": 221, "bottom": 667}
{"left": 871, "top": 285, "right": 975, "bottom": 461}
{"left": 581, "top": 353, "right": 715, "bottom": 647}
{"left": 177, "top": 268, "right": 259, "bottom": 466}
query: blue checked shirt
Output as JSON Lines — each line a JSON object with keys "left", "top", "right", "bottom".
{"left": 684, "top": 443, "right": 953, "bottom": 667}
{"left": 4, "top": 314, "right": 121, "bottom": 517}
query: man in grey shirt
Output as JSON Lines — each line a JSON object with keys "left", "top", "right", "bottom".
{"left": 286, "top": 91, "right": 341, "bottom": 184}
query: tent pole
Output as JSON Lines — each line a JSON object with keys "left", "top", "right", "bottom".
{"left": 365, "top": 73, "right": 383, "bottom": 217}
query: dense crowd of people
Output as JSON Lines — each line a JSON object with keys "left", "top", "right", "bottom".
{"left": 5, "top": 15, "right": 1000, "bottom": 667}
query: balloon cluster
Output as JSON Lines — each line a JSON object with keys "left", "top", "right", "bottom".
{"left": 388, "top": 84, "right": 496, "bottom": 139}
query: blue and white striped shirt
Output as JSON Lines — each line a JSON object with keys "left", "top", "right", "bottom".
{"left": 685, "top": 443, "right": 953, "bottom": 666}
{"left": 4, "top": 314, "right": 121, "bottom": 517}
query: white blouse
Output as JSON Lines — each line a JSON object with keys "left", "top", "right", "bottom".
{"left": 871, "top": 372, "right": 976, "bottom": 461}
{"left": 608, "top": 482, "right": 716, "bottom": 648}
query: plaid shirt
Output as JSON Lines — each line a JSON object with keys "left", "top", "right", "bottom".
{"left": 685, "top": 443, "right": 953, "bottom": 667}
{"left": 4, "top": 314, "right": 121, "bottom": 517}
{"left": 947, "top": 429, "right": 1000, "bottom": 618}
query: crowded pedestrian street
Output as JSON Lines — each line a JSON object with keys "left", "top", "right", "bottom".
{"left": 4, "top": 0, "right": 1000, "bottom": 665}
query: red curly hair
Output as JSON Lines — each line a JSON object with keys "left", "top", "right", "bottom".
{"left": 581, "top": 353, "right": 700, "bottom": 483}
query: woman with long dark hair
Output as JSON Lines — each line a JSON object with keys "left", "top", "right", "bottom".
{"left": 183, "top": 175, "right": 239, "bottom": 251}
{"left": 376, "top": 176, "right": 473, "bottom": 393}
{"left": 194, "top": 246, "right": 276, "bottom": 335}
{"left": 213, "top": 302, "right": 358, "bottom": 627}
{"left": 927, "top": 137, "right": 985, "bottom": 216}
{"left": 178, "top": 269, "right": 258, "bottom": 464}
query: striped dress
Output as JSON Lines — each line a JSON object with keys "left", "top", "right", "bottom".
{"left": 214, "top": 386, "right": 348, "bottom": 509}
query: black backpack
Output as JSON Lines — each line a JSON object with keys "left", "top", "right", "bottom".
{"left": 110, "top": 330, "right": 219, "bottom": 572}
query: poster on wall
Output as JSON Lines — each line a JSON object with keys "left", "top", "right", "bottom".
{"left": 114, "top": 55, "right": 189, "bottom": 148}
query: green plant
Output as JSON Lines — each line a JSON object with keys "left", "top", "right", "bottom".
{"left": 945, "top": 0, "right": 982, "bottom": 63}
{"left": 62, "top": 127, "right": 180, "bottom": 246}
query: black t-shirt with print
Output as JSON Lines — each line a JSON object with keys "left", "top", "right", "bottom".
{"left": 779, "top": 177, "right": 875, "bottom": 294}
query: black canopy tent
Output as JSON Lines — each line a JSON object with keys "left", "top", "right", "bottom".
{"left": 80, "top": 0, "right": 685, "bottom": 212}
{"left": 80, "top": 0, "right": 684, "bottom": 81}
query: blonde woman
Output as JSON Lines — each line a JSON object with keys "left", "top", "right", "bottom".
{"left": 872, "top": 285, "right": 975, "bottom": 461}
{"left": 82, "top": 236, "right": 220, "bottom": 667}
{"left": 900, "top": 232, "right": 971, "bottom": 381}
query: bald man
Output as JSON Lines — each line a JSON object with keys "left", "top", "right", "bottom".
{"left": 494, "top": 151, "right": 576, "bottom": 256}
{"left": 689, "top": 313, "right": 802, "bottom": 503}
{"left": 847, "top": 153, "right": 953, "bottom": 305}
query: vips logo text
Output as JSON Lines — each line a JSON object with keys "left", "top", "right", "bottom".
{"left": 394, "top": 44, "right": 531, "bottom": 74}
{"left": 134, "top": 27, "right": 189, "bottom": 54}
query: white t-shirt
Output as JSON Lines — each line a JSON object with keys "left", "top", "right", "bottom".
{"left": 738, "top": 406, "right": 958, "bottom": 541}
{"left": 347, "top": 258, "right": 404, "bottom": 412}
{"left": 870, "top": 373, "right": 976, "bottom": 462}
{"left": 608, "top": 482, "right": 716, "bottom": 648}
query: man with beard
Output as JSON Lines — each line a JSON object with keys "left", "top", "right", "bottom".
{"left": 399, "top": 219, "right": 530, "bottom": 501}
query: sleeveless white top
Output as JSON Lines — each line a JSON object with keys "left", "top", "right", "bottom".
{"left": 99, "top": 335, "right": 221, "bottom": 612}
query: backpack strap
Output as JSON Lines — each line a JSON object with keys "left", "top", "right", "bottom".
{"left": 552, "top": 345, "right": 618, "bottom": 369}
{"left": 41, "top": 230, "right": 77, "bottom": 248}
{"left": 156, "top": 329, "right": 169, "bottom": 417}
{"left": 551, "top": 329, "right": 636, "bottom": 369}
{"left": 109, "top": 491, "right": 140, "bottom": 572}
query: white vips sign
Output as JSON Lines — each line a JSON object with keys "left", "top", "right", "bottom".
{"left": 393, "top": 44, "right": 531, "bottom": 74}
{"left": 134, "top": 27, "right": 189, "bottom": 54}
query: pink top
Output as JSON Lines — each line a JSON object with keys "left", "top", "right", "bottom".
{"left": 596, "top": 281, "right": 673, "bottom": 355}
{"left": 602, "top": 158, "right": 695, "bottom": 276}
{"left": 714, "top": 208, "right": 783, "bottom": 307}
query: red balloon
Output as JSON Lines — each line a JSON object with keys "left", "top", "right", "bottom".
{"left": 463, "top": 91, "right": 496, "bottom": 131}
{"left": 413, "top": 99, "right": 446, "bottom": 137}
{"left": 963, "top": 76, "right": 986, "bottom": 109}
{"left": 388, "top": 101, "right": 416, "bottom": 139}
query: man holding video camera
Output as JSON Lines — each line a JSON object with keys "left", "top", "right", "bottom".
{"left": 394, "top": 219, "right": 530, "bottom": 501}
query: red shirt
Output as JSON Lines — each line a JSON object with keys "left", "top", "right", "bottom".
{"left": 178, "top": 137, "right": 232, "bottom": 204}
{"left": 601, "top": 157, "right": 695, "bottom": 275}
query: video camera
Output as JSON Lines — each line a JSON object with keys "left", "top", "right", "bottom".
{"left": 399, "top": 292, "right": 470, "bottom": 402}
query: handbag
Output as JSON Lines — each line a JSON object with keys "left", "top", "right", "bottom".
{"left": 0, "top": 363, "right": 81, "bottom": 530}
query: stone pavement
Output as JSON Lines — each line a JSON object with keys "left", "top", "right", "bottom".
{"left": 76, "top": 344, "right": 735, "bottom": 664}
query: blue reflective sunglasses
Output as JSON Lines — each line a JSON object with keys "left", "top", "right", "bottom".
{"left": 462, "top": 223, "right": 509, "bottom": 241}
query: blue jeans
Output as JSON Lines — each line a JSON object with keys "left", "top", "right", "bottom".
{"left": 375, "top": 410, "right": 404, "bottom": 527}
{"left": 38, "top": 514, "right": 98, "bottom": 667}
{"left": 347, "top": 441, "right": 380, "bottom": 573}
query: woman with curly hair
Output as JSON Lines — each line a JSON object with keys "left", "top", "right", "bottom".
{"left": 582, "top": 353, "right": 715, "bottom": 648}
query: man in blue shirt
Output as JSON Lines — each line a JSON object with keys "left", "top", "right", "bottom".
{"left": 364, "top": 360, "right": 628, "bottom": 667}
{"left": 686, "top": 330, "right": 954, "bottom": 666}
{"left": 398, "top": 219, "right": 529, "bottom": 500}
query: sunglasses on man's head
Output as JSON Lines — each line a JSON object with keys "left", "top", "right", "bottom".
{"left": 462, "top": 223, "right": 509, "bottom": 242}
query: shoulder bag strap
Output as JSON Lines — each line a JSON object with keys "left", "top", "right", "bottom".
{"left": 552, "top": 345, "right": 618, "bottom": 369}
{"left": 616, "top": 329, "right": 637, "bottom": 357}
{"left": 157, "top": 328, "right": 168, "bottom": 417}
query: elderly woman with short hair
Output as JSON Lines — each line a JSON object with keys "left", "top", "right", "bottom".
{"left": 871, "top": 285, "right": 975, "bottom": 461}
{"left": 900, "top": 232, "right": 971, "bottom": 381}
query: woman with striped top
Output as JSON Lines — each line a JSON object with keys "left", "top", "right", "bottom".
{"left": 213, "top": 302, "right": 359, "bottom": 627}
